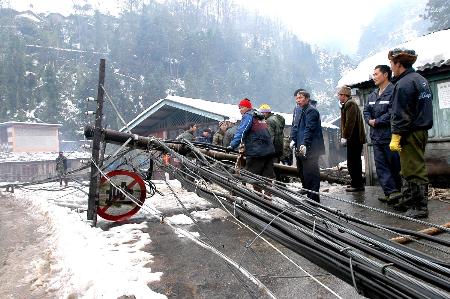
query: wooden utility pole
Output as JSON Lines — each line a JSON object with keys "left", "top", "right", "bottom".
{"left": 87, "top": 59, "right": 106, "bottom": 225}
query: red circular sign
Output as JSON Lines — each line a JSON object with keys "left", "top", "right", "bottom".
{"left": 98, "top": 170, "right": 146, "bottom": 221}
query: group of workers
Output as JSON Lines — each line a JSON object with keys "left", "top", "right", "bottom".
{"left": 350, "top": 48, "right": 433, "bottom": 219}
{"left": 176, "top": 47, "right": 433, "bottom": 219}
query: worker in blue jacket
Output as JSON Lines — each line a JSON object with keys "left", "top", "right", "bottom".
{"left": 388, "top": 48, "right": 433, "bottom": 219}
{"left": 290, "top": 89, "right": 325, "bottom": 202}
{"left": 228, "top": 98, "right": 275, "bottom": 198}
{"left": 363, "top": 65, "right": 402, "bottom": 203}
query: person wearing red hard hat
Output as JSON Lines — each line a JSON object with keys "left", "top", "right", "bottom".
{"left": 228, "top": 98, "right": 275, "bottom": 199}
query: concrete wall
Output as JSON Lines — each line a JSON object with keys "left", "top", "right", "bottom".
{"left": 0, "top": 124, "right": 60, "bottom": 152}
{"left": 12, "top": 125, "right": 59, "bottom": 152}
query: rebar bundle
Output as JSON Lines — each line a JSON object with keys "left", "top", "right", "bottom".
{"left": 85, "top": 125, "right": 450, "bottom": 299}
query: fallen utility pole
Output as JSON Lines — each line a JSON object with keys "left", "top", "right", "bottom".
{"left": 87, "top": 59, "right": 106, "bottom": 225}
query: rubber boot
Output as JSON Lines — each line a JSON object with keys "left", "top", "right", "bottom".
{"left": 393, "top": 180, "right": 413, "bottom": 210}
{"left": 404, "top": 184, "right": 429, "bottom": 219}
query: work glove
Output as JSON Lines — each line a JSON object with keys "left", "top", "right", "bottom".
{"left": 389, "top": 134, "right": 402, "bottom": 152}
{"left": 289, "top": 140, "right": 295, "bottom": 149}
{"left": 225, "top": 146, "right": 233, "bottom": 153}
{"left": 340, "top": 138, "right": 347, "bottom": 147}
{"left": 298, "top": 145, "right": 307, "bottom": 156}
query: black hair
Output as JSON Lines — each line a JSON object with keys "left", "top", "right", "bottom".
{"left": 400, "top": 62, "right": 413, "bottom": 69}
{"left": 293, "top": 88, "right": 305, "bottom": 97}
{"left": 185, "top": 122, "right": 196, "bottom": 130}
{"left": 294, "top": 88, "right": 310, "bottom": 99}
{"left": 375, "top": 65, "right": 392, "bottom": 80}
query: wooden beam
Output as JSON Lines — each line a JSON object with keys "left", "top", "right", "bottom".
{"left": 390, "top": 222, "right": 450, "bottom": 244}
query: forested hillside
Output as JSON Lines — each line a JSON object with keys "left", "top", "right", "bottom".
{"left": 0, "top": 0, "right": 356, "bottom": 139}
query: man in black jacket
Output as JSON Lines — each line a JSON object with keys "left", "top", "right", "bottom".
{"left": 363, "top": 65, "right": 402, "bottom": 203}
{"left": 388, "top": 48, "right": 433, "bottom": 218}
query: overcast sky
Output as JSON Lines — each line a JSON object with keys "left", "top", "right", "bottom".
{"left": 9, "top": 0, "right": 395, "bottom": 54}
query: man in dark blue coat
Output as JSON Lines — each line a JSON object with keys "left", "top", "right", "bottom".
{"left": 290, "top": 90, "right": 325, "bottom": 202}
{"left": 228, "top": 98, "right": 275, "bottom": 198}
{"left": 290, "top": 89, "right": 306, "bottom": 187}
{"left": 388, "top": 48, "right": 433, "bottom": 219}
{"left": 363, "top": 65, "right": 402, "bottom": 203}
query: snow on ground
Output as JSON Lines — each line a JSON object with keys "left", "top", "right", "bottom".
{"left": 4, "top": 179, "right": 228, "bottom": 298}
{"left": 2, "top": 175, "right": 343, "bottom": 298}
{"left": 337, "top": 156, "right": 365, "bottom": 173}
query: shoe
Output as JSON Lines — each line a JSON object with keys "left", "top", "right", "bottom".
{"left": 404, "top": 207, "right": 429, "bottom": 219}
{"left": 345, "top": 186, "right": 365, "bottom": 192}
{"left": 378, "top": 195, "right": 389, "bottom": 202}
{"left": 393, "top": 203, "right": 410, "bottom": 212}
{"left": 386, "top": 191, "right": 402, "bottom": 205}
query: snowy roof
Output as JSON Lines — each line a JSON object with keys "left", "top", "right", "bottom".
{"left": 124, "top": 95, "right": 338, "bottom": 134}
{"left": 338, "top": 29, "right": 450, "bottom": 87}
{"left": 0, "top": 121, "right": 62, "bottom": 128}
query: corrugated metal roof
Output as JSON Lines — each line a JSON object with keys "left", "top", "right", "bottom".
{"left": 417, "top": 58, "right": 450, "bottom": 71}
{"left": 123, "top": 96, "right": 294, "bottom": 132}
{"left": 123, "top": 95, "right": 338, "bottom": 133}
{"left": 338, "top": 29, "right": 450, "bottom": 87}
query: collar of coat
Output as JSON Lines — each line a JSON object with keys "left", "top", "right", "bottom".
{"left": 391, "top": 67, "right": 415, "bottom": 84}
{"left": 341, "top": 98, "right": 357, "bottom": 109}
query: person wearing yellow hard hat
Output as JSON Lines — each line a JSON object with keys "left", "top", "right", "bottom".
{"left": 258, "top": 103, "right": 285, "bottom": 166}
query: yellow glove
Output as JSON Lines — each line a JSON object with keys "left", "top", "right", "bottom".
{"left": 389, "top": 134, "right": 402, "bottom": 152}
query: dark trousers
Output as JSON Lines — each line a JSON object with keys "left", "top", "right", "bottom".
{"left": 245, "top": 156, "right": 275, "bottom": 196}
{"left": 400, "top": 130, "right": 429, "bottom": 185}
{"left": 347, "top": 141, "right": 364, "bottom": 188}
{"left": 296, "top": 158, "right": 305, "bottom": 185}
{"left": 373, "top": 143, "right": 402, "bottom": 195}
{"left": 297, "top": 156, "right": 320, "bottom": 202}
{"left": 245, "top": 156, "right": 275, "bottom": 179}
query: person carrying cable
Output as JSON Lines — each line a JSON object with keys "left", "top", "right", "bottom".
{"left": 227, "top": 98, "right": 275, "bottom": 199}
